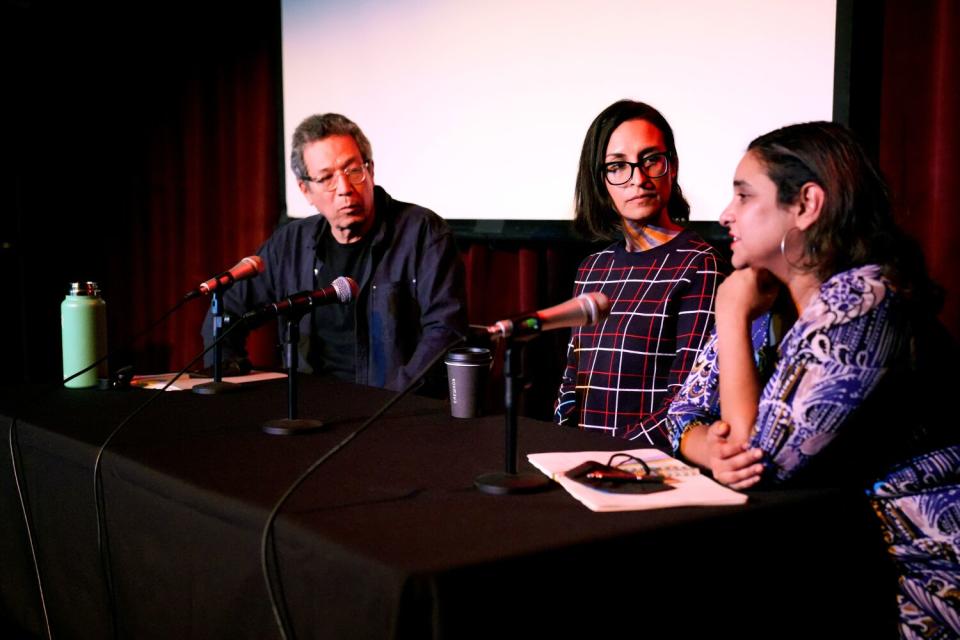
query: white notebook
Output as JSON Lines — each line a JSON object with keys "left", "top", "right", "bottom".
{"left": 527, "top": 448, "right": 748, "bottom": 512}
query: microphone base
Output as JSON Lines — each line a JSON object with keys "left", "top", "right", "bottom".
{"left": 262, "top": 418, "right": 326, "bottom": 436}
{"left": 192, "top": 381, "right": 243, "bottom": 395}
{"left": 474, "top": 472, "right": 552, "bottom": 495}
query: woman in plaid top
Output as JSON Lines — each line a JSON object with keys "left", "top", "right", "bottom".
{"left": 555, "top": 100, "right": 722, "bottom": 446}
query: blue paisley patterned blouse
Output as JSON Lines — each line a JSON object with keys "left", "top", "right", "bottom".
{"left": 668, "top": 264, "right": 910, "bottom": 483}
{"left": 668, "top": 264, "right": 960, "bottom": 637}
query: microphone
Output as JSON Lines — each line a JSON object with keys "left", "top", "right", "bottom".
{"left": 242, "top": 276, "right": 359, "bottom": 322}
{"left": 65, "top": 258, "right": 266, "bottom": 385}
{"left": 189, "top": 256, "right": 265, "bottom": 298}
{"left": 487, "top": 291, "right": 611, "bottom": 339}
{"left": 260, "top": 333, "right": 466, "bottom": 638}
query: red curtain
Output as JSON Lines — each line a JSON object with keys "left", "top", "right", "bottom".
{"left": 108, "top": 5, "right": 281, "bottom": 372}
{"left": 880, "top": 0, "right": 960, "bottom": 339}
{"left": 461, "top": 243, "right": 584, "bottom": 417}
{"left": 105, "top": 0, "right": 959, "bottom": 379}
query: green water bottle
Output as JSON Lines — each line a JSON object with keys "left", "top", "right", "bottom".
{"left": 61, "top": 281, "right": 108, "bottom": 388}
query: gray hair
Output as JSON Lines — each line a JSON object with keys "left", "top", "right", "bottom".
{"left": 290, "top": 113, "right": 373, "bottom": 180}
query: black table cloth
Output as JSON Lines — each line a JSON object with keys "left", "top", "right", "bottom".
{"left": 1, "top": 378, "right": 898, "bottom": 638}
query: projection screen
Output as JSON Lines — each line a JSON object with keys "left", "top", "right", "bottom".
{"left": 282, "top": 0, "right": 837, "bottom": 222}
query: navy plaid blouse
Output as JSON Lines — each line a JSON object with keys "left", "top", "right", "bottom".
{"left": 555, "top": 229, "right": 722, "bottom": 446}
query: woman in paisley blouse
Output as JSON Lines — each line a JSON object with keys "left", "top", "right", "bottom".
{"left": 667, "top": 121, "right": 958, "bottom": 639}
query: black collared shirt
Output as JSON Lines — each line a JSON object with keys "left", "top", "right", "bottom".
{"left": 203, "top": 186, "right": 467, "bottom": 391}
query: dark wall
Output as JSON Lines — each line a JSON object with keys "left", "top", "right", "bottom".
{"left": 2, "top": 2, "right": 136, "bottom": 383}
{"left": 1, "top": 1, "right": 282, "bottom": 385}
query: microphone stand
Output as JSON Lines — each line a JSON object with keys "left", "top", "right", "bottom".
{"left": 474, "top": 337, "right": 551, "bottom": 495}
{"left": 261, "top": 335, "right": 466, "bottom": 640}
{"left": 92, "top": 314, "right": 248, "bottom": 639}
{"left": 193, "top": 289, "right": 242, "bottom": 395}
{"left": 262, "top": 311, "right": 325, "bottom": 435}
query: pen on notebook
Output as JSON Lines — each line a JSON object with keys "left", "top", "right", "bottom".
{"left": 585, "top": 469, "right": 664, "bottom": 483}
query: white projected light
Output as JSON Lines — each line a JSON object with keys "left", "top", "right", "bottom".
{"left": 282, "top": 0, "right": 836, "bottom": 221}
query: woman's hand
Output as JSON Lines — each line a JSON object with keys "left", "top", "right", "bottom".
{"left": 716, "top": 267, "right": 780, "bottom": 322}
{"left": 705, "top": 420, "right": 764, "bottom": 490}
{"left": 714, "top": 270, "right": 777, "bottom": 441}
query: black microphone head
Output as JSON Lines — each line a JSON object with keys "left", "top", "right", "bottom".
{"left": 331, "top": 276, "right": 360, "bottom": 303}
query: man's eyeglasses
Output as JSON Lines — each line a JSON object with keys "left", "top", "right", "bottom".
{"left": 603, "top": 152, "right": 670, "bottom": 186}
{"left": 302, "top": 161, "right": 369, "bottom": 192}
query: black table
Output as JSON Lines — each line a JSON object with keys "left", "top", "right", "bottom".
{"left": 1, "top": 378, "right": 898, "bottom": 638}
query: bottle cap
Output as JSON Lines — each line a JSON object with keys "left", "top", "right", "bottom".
{"left": 68, "top": 281, "right": 101, "bottom": 296}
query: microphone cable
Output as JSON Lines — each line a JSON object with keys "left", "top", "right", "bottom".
{"left": 260, "top": 335, "right": 466, "bottom": 640}
{"left": 9, "top": 259, "right": 262, "bottom": 637}
{"left": 92, "top": 317, "right": 248, "bottom": 639}
{"left": 61, "top": 291, "right": 196, "bottom": 387}
{"left": 6, "top": 289, "right": 214, "bottom": 640}
{"left": 8, "top": 417, "right": 53, "bottom": 640}
{"left": 63, "top": 252, "right": 264, "bottom": 386}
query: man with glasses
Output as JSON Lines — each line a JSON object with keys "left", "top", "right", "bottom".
{"left": 203, "top": 113, "right": 466, "bottom": 391}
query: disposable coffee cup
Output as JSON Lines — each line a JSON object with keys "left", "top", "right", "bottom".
{"left": 445, "top": 347, "right": 492, "bottom": 418}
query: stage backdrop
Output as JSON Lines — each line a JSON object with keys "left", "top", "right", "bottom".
{"left": 281, "top": 0, "right": 837, "bottom": 222}
{"left": 2, "top": 1, "right": 957, "bottom": 401}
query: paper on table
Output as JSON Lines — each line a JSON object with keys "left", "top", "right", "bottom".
{"left": 527, "top": 448, "right": 748, "bottom": 512}
{"left": 130, "top": 371, "right": 287, "bottom": 391}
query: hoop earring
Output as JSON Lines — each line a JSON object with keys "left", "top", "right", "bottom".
{"left": 779, "top": 227, "right": 806, "bottom": 270}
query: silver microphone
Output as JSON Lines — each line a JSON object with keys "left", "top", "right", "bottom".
{"left": 194, "top": 256, "right": 265, "bottom": 297}
{"left": 242, "top": 277, "right": 359, "bottom": 322}
{"left": 487, "top": 291, "right": 611, "bottom": 339}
